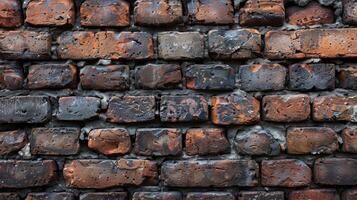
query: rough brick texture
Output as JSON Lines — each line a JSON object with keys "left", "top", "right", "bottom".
{"left": 0, "top": 64, "right": 24, "bottom": 90}
{"left": 0, "top": 0, "right": 22, "bottom": 27}
{"left": 0, "top": 130, "right": 27, "bottom": 155}
{"left": 187, "top": 0, "right": 234, "bottom": 24}
{"left": 88, "top": 128, "right": 131, "bottom": 155}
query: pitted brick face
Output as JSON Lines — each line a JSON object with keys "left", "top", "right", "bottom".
{"left": 0, "top": 0, "right": 22, "bottom": 27}
{"left": 25, "top": 193, "right": 75, "bottom": 200}
{"left": 132, "top": 192, "right": 182, "bottom": 200}
{"left": 79, "top": 192, "right": 127, "bottom": 200}
{"left": 0, "top": 130, "right": 27, "bottom": 155}
{"left": 289, "top": 189, "right": 339, "bottom": 200}
{"left": 0, "top": 64, "right": 24, "bottom": 90}
{"left": 186, "top": 192, "right": 235, "bottom": 200}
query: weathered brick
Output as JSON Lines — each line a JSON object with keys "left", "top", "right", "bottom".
{"left": 57, "top": 31, "right": 154, "bottom": 60}
{"left": 0, "top": 130, "right": 27, "bottom": 155}
{"left": 63, "top": 159, "right": 158, "bottom": 188}
{"left": 0, "top": 193, "right": 19, "bottom": 200}
{"left": 134, "top": 0, "right": 183, "bottom": 26}
{"left": 135, "top": 128, "right": 182, "bottom": 156}
{"left": 107, "top": 96, "right": 156, "bottom": 123}
{"left": 211, "top": 92, "right": 260, "bottom": 125}
{"left": 25, "top": 193, "right": 75, "bottom": 200}
{"left": 158, "top": 32, "right": 204, "bottom": 60}
{"left": 263, "top": 94, "right": 310, "bottom": 122}
{"left": 239, "top": 0, "right": 285, "bottom": 26}
{"left": 265, "top": 29, "right": 357, "bottom": 59}
{"left": 30, "top": 127, "right": 80, "bottom": 155}
{"left": 342, "top": 128, "right": 357, "bottom": 153}
{"left": 187, "top": 192, "right": 234, "bottom": 200}
{"left": 57, "top": 97, "right": 100, "bottom": 121}
{"left": 314, "top": 158, "right": 357, "bottom": 185}
{"left": 289, "top": 189, "right": 339, "bottom": 200}
{"left": 27, "top": 64, "right": 77, "bottom": 89}
{"left": 235, "top": 126, "right": 280, "bottom": 156}
{"left": 80, "top": 65, "right": 130, "bottom": 90}
{"left": 0, "top": 31, "right": 51, "bottom": 60}
{"left": 88, "top": 128, "right": 131, "bottom": 155}
{"left": 0, "top": 0, "right": 22, "bottom": 27}
{"left": 238, "top": 191, "right": 284, "bottom": 200}
{"left": 135, "top": 64, "right": 182, "bottom": 89}
{"left": 208, "top": 29, "right": 261, "bottom": 59}
{"left": 187, "top": 0, "right": 234, "bottom": 24}
{"left": 80, "top": 192, "right": 127, "bottom": 200}
{"left": 185, "top": 64, "right": 235, "bottom": 90}
{"left": 343, "top": 0, "right": 357, "bottom": 25}
{"left": 80, "top": 0, "right": 129, "bottom": 27}
{"left": 289, "top": 63, "right": 335, "bottom": 91}
{"left": 342, "top": 189, "right": 357, "bottom": 200}
{"left": 0, "top": 64, "right": 23, "bottom": 90}
{"left": 287, "top": 2, "right": 334, "bottom": 26}
{"left": 0, "top": 160, "right": 57, "bottom": 188}
{"left": 161, "top": 160, "right": 259, "bottom": 187}
{"left": 132, "top": 192, "right": 182, "bottom": 200}
{"left": 185, "top": 128, "right": 230, "bottom": 156}
{"left": 313, "top": 96, "right": 357, "bottom": 122}
{"left": 261, "top": 159, "right": 312, "bottom": 187}
{"left": 160, "top": 95, "right": 208, "bottom": 122}
{"left": 0, "top": 96, "right": 51, "bottom": 124}
{"left": 238, "top": 64, "right": 287, "bottom": 91}
{"left": 338, "top": 64, "right": 357, "bottom": 89}
{"left": 26, "top": 0, "right": 75, "bottom": 26}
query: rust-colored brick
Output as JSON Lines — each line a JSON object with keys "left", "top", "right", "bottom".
{"left": 80, "top": 192, "right": 127, "bottom": 200}
{"left": 187, "top": 0, "right": 234, "bottom": 24}
{"left": 313, "top": 96, "right": 357, "bottom": 122}
{"left": 0, "top": 130, "right": 27, "bottom": 155}
{"left": 342, "top": 128, "right": 357, "bottom": 153}
{"left": 238, "top": 191, "right": 284, "bottom": 200}
{"left": 186, "top": 192, "right": 234, "bottom": 200}
{"left": 0, "top": 0, "right": 22, "bottom": 27}
{"left": 57, "top": 96, "right": 101, "bottom": 121}
{"left": 25, "top": 193, "right": 75, "bottom": 200}
{"left": 314, "top": 158, "right": 357, "bottom": 185}
{"left": 289, "top": 189, "right": 339, "bottom": 200}
{"left": 132, "top": 192, "right": 182, "bottom": 200}
{"left": 342, "top": 189, "right": 357, "bottom": 200}
{"left": 338, "top": 64, "right": 357, "bottom": 89}
{"left": 0, "top": 64, "right": 23, "bottom": 90}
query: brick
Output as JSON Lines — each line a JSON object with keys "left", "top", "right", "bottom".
{"left": 134, "top": 0, "right": 183, "bottom": 26}
{"left": 25, "top": 193, "right": 75, "bottom": 200}
{"left": 239, "top": 192, "right": 284, "bottom": 200}
{"left": 57, "top": 31, "right": 154, "bottom": 60}
{"left": 187, "top": 0, "right": 234, "bottom": 24}
{"left": 185, "top": 64, "right": 235, "bottom": 90}
{"left": 0, "top": 130, "right": 27, "bottom": 155}
{"left": 261, "top": 159, "right": 312, "bottom": 187}
{"left": 342, "top": 189, "right": 357, "bottom": 200}
{"left": 265, "top": 29, "right": 357, "bottom": 59}
{"left": 0, "top": 193, "right": 19, "bottom": 200}
{"left": 88, "top": 128, "right": 131, "bottom": 155}
{"left": 135, "top": 128, "right": 182, "bottom": 156}
{"left": 343, "top": 0, "right": 357, "bottom": 25}
{"left": 107, "top": 96, "right": 156, "bottom": 123}
{"left": 187, "top": 192, "right": 234, "bottom": 200}
{"left": 342, "top": 128, "right": 357, "bottom": 153}
{"left": 313, "top": 96, "right": 357, "bottom": 122}
{"left": 57, "top": 97, "right": 100, "bottom": 121}
{"left": 0, "top": 96, "right": 51, "bottom": 124}
{"left": 80, "top": 0, "right": 129, "bottom": 27}
{"left": 132, "top": 192, "right": 181, "bottom": 200}
{"left": 287, "top": 1, "right": 334, "bottom": 26}
{"left": 80, "top": 192, "right": 127, "bottom": 200}
{"left": 158, "top": 32, "right": 204, "bottom": 60}
{"left": 0, "top": 31, "right": 51, "bottom": 60}
{"left": 161, "top": 160, "right": 259, "bottom": 187}
{"left": 238, "top": 64, "right": 287, "bottom": 91}
{"left": 185, "top": 128, "right": 230, "bottom": 156}
{"left": 160, "top": 95, "right": 208, "bottom": 122}
{"left": 30, "top": 127, "right": 80, "bottom": 155}
{"left": 211, "top": 92, "right": 260, "bottom": 125}
{"left": 135, "top": 64, "right": 182, "bottom": 89}
{"left": 80, "top": 65, "right": 130, "bottom": 90}
{"left": 0, "top": 64, "right": 23, "bottom": 90}
{"left": 289, "top": 189, "right": 339, "bottom": 200}
{"left": 0, "top": 160, "right": 57, "bottom": 188}
{"left": 26, "top": 0, "right": 75, "bottom": 26}
{"left": 263, "top": 94, "right": 310, "bottom": 122}
{"left": 0, "top": 0, "right": 22, "bottom": 27}
{"left": 235, "top": 126, "right": 280, "bottom": 156}
{"left": 289, "top": 63, "right": 335, "bottom": 91}
{"left": 338, "top": 64, "right": 357, "bottom": 89}
{"left": 314, "top": 158, "right": 357, "bottom": 185}
{"left": 63, "top": 159, "right": 158, "bottom": 188}
{"left": 239, "top": 0, "right": 285, "bottom": 26}
{"left": 208, "top": 29, "right": 261, "bottom": 59}
{"left": 27, "top": 64, "right": 77, "bottom": 89}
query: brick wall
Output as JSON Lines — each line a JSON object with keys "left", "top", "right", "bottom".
{"left": 0, "top": 0, "right": 357, "bottom": 199}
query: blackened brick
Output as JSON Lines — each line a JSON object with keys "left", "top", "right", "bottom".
{"left": 187, "top": 192, "right": 234, "bottom": 200}
{"left": 25, "top": 193, "right": 75, "bottom": 200}
{"left": 338, "top": 64, "right": 357, "bottom": 89}
{"left": 0, "top": 64, "right": 23, "bottom": 90}
{"left": 0, "top": 193, "right": 19, "bottom": 200}
{"left": 187, "top": 0, "right": 234, "bottom": 24}
{"left": 342, "top": 128, "right": 357, "bottom": 153}
{"left": 132, "top": 192, "right": 181, "bottom": 200}
{"left": 314, "top": 158, "right": 357, "bottom": 185}
{"left": 343, "top": 0, "right": 357, "bottom": 25}
{"left": 342, "top": 189, "right": 357, "bottom": 200}
{"left": 0, "top": 130, "right": 27, "bottom": 155}
{"left": 80, "top": 192, "right": 127, "bottom": 200}
{"left": 238, "top": 191, "right": 285, "bottom": 200}
{"left": 57, "top": 97, "right": 100, "bottom": 121}
{"left": 0, "top": 0, "right": 22, "bottom": 27}
{"left": 313, "top": 96, "right": 357, "bottom": 122}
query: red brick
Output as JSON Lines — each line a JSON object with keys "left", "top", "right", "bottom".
{"left": 132, "top": 192, "right": 182, "bottom": 200}
{"left": 187, "top": 192, "right": 234, "bottom": 200}
{"left": 0, "top": 193, "right": 19, "bottom": 200}
{"left": 238, "top": 191, "right": 285, "bottom": 200}
{"left": 88, "top": 128, "right": 131, "bottom": 156}
{"left": 342, "top": 128, "right": 357, "bottom": 153}
{"left": 239, "top": 0, "right": 285, "bottom": 26}
{"left": 0, "top": 0, "right": 22, "bottom": 27}
{"left": 80, "top": 192, "right": 127, "bottom": 200}
{"left": 0, "top": 130, "right": 27, "bottom": 155}
{"left": 25, "top": 193, "right": 75, "bottom": 200}
{"left": 0, "top": 160, "right": 57, "bottom": 188}
{"left": 289, "top": 189, "right": 339, "bottom": 200}
{"left": 314, "top": 158, "right": 357, "bottom": 185}
{"left": 0, "top": 64, "right": 23, "bottom": 90}
{"left": 63, "top": 159, "right": 158, "bottom": 188}
{"left": 161, "top": 160, "right": 259, "bottom": 187}
{"left": 261, "top": 159, "right": 312, "bottom": 187}
{"left": 342, "top": 189, "right": 357, "bottom": 200}
{"left": 57, "top": 97, "right": 101, "bottom": 121}
{"left": 265, "top": 29, "right": 357, "bottom": 59}
{"left": 343, "top": 0, "right": 357, "bottom": 25}
{"left": 80, "top": 0, "right": 129, "bottom": 27}
{"left": 338, "top": 64, "right": 357, "bottom": 89}
{"left": 187, "top": 0, "right": 234, "bottom": 24}
{"left": 313, "top": 96, "right": 357, "bottom": 122}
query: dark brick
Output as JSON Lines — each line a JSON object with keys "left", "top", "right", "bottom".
{"left": 0, "top": 193, "right": 19, "bottom": 200}
{"left": 132, "top": 192, "right": 182, "bottom": 200}
{"left": 57, "top": 97, "right": 100, "bottom": 121}
{"left": 80, "top": 192, "right": 127, "bottom": 200}
{"left": 289, "top": 189, "right": 339, "bottom": 200}
{"left": 238, "top": 191, "right": 285, "bottom": 200}
{"left": 338, "top": 64, "right": 357, "bottom": 89}
{"left": 63, "top": 159, "right": 158, "bottom": 188}
{"left": 342, "top": 128, "right": 357, "bottom": 153}
{"left": 185, "top": 64, "right": 235, "bottom": 90}
{"left": 160, "top": 95, "right": 208, "bottom": 122}
{"left": 135, "top": 128, "right": 182, "bottom": 156}
{"left": 0, "top": 0, "right": 22, "bottom": 27}
{"left": 238, "top": 64, "right": 286, "bottom": 91}
{"left": 342, "top": 189, "right": 357, "bottom": 200}
{"left": 25, "top": 193, "right": 75, "bottom": 200}
{"left": 135, "top": 64, "right": 182, "bottom": 89}
{"left": 343, "top": 0, "right": 357, "bottom": 25}
{"left": 27, "top": 64, "right": 77, "bottom": 89}
{"left": 187, "top": 0, "right": 234, "bottom": 24}
{"left": 0, "top": 160, "right": 57, "bottom": 188}
{"left": 0, "top": 96, "right": 51, "bottom": 124}
{"left": 161, "top": 160, "right": 259, "bottom": 187}
{"left": 211, "top": 92, "right": 260, "bottom": 125}
{"left": 208, "top": 29, "right": 261, "bottom": 59}
{"left": 0, "top": 64, "right": 23, "bottom": 90}
{"left": 0, "top": 130, "right": 27, "bottom": 155}
{"left": 107, "top": 96, "right": 156, "bottom": 123}
{"left": 80, "top": 65, "right": 130, "bottom": 90}
{"left": 187, "top": 192, "right": 234, "bottom": 200}
{"left": 314, "top": 158, "right": 357, "bottom": 185}
{"left": 313, "top": 96, "right": 357, "bottom": 122}
{"left": 88, "top": 128, "right": 131, "bottom": 155}
{"left": 261, "top": 159, "right": 312, "bottom": 187}
{"left": 80, "top": 0, "right": 129, "bottom": 27}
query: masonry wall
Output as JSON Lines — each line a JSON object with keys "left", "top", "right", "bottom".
{"left": 0, "top": 0, "right": 357, "bottom": 199}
